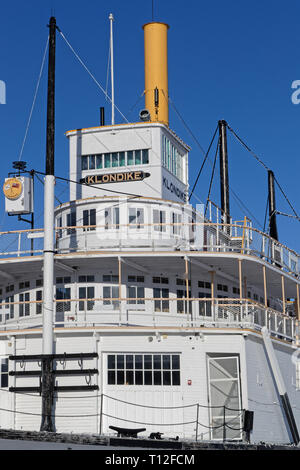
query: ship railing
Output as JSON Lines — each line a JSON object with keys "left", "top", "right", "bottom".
{"left": 0, "top": 297, "right": 295, "bottom": 343}
{"left": 0, "top": 221, "right": 298, "bottom": 277}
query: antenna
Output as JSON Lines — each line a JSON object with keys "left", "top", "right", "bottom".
{"left": 109, "top": 13, "right": 115, "bottom": 125}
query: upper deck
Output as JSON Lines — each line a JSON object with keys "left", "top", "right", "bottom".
{"left": 0, "top": 197, "right": 298, "bottom": 345}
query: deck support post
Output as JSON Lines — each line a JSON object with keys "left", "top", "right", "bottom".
{"left": 281, "top": 275, "right": 286, "bottom": 315}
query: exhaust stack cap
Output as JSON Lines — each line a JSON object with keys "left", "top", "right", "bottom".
{"left": 139, "top": 109, "right": 151, "bottom": 121}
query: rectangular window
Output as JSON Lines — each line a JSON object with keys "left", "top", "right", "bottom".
{"left": 129, "top": 208, "right": 144, "bottom": 229}
{"left": 152, "top": 277, "right": 169, "bottom": 284}
{"left": 103, "top": 274, "right": 119, "bottom": 283}
{"left": 104, "top": 153, "right": 111, "bottom": 168}
{"left": 153, "top": 288, "right": 169, "bottom": 312}
{"left": 119, "top": 152, "right": 125, "bottom": 166}
{"left": 103, "top": 286, "right": 119, "bottom": 309}
{"left": 67, "top": 211, "right": 76, "bottom": 235}
{"left": 83, "top": 209, "right": 96, "bottom": 231}
{"left": 111, "top": 152, "right": 119, "bottom": 167}
{"left": 96, "top": 155, "right": 103, "bottom": 169}
{"left": 56, "top": 287, "right": 71, "bottom": 314}
{"left": 127, "top": 150, "right": 134, "bottom": 166}
{"left": 56, "top": 277, "right": 71, "bottom": 284}
{"left": 176, "top": 289, "right": 192, "bottom": 314}
{"left": 217, "top": 284, "right": 228, "bottom": 292}
{"left": 6, "top": 296, "right": 14, "bottom": 320}
{"left": 105, "top": 207, "right": 120, "bottom": 229}
{"left": 36, "top": 290, "right": 42, "bottom": 314}
{"left": 172, "top": 212, "right": 182, "bottom": 235}
{"left": 81, "top": 155, "right": 88, "bottom": 170}
{"left": 19, "top": 292, "right": 30, "bottom": 317}
{"left": 198, "top": 281, "right": 211, "bottom": 289}
{"left": 79, "top": 286, "right": 95, "bottom": 311}
{"left": 153, "top": 209, "right": 166, "bottom": 232}
{"left": 107, "top": 353, "right": 180, "bottom": 386}
{"left": 78, "top": 275, "right": 95, "bottom": 283}
{"left": 88, "top": 155, "right": 95, "bottom": 170}
{"left": 0, "top": 359, "right": 8, "bottom": 388}
{"left": 142, "top": 149, "right": 149, "bottom": 164}
{"left": 127, "top": 285, "right": 145, "bottom": 304}
{"left": 198, "top": 292, "right": 212, "bottom": 316}
{"left": 128, "top": 275, "right": 144, "bottom": 283}
{"left": 135, "top": 150, "right": 141, "bottom": 165}
{"left": 19, "top": 281, "right": 30, "bottom": 290}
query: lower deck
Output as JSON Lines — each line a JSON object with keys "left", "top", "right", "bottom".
{"left": 0, "top": 326, "right": 299, "bottom": 445}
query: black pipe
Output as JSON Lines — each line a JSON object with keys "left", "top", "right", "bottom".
{"left": 268, "top": 170, "right": 278, "bottom": 241}
{"left": 218, "top": 120, "right": 230, "bottom": 225}
{"left": 45, "top": 17, "right": 56, "bottom": 176}
{"left": 100, "top": 107, "right": 105, "bottom": 126}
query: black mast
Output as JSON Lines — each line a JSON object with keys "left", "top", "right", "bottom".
{"left": 268, "top": 170, "right": 279, "bottom": 241}
{"left": 40, "top": 16, "right": 56, "bottom": 433}
{"left": 46, "top": 16, "right": 56, "bottom": 177}
{"left": 218, "top": 120, "right": 230, "bottom": 225}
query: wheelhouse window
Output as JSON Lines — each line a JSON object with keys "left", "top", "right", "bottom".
{"left": 107, "top": 353, "right": 180, "bottom": 386}
{"left": 162, "top": 134, "right": 184, "bottom": 182}
{"left": 81, "top": 149, "right": 149, "bottom": 171}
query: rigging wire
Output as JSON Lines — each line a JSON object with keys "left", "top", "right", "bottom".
{"left": 205, "top": 137, "right": 220, "bottom": 217}
{"left": 227, "top": 123, "right": 300, "bottom": 221}
{"left": 188, "top": 124, "right": 218, "bottom": 201}
{"left": 17, "top": 35, "right": 49, "bottom": 162}
{"left": 168, "top": 96, "right": 266, "bottom": 226}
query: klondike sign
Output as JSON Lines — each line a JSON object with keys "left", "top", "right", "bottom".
{"left": 80, "top": 171, "right": 150, "bottom": 185}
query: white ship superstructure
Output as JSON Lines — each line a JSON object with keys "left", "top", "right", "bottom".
{"left": 0, "top": 17, "right": 299, "bottom": 446}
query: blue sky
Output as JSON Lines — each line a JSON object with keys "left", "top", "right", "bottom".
{"left": 0, "top": 0, "right": 299, "bottom": 252}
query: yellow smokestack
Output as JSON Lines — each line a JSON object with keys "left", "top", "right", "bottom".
{"left": 143, "top": 22, "right": 169, "bottom": 126}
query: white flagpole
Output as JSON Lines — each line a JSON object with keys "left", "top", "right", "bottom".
{"left": 109, "top": 13, "right": 115, "bottom": 125}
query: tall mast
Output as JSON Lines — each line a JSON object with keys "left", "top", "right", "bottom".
{"left": 218, "top": 120, "right": 230, "bottom": 225}
{"left": 109, "top": 13, "right": 115, "bottom": 125}
{"left": 268, "top": 170, "right": 279, "bottom": 241}
{"left": 40, "top": 15, "right": 56, "bottom": 432}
